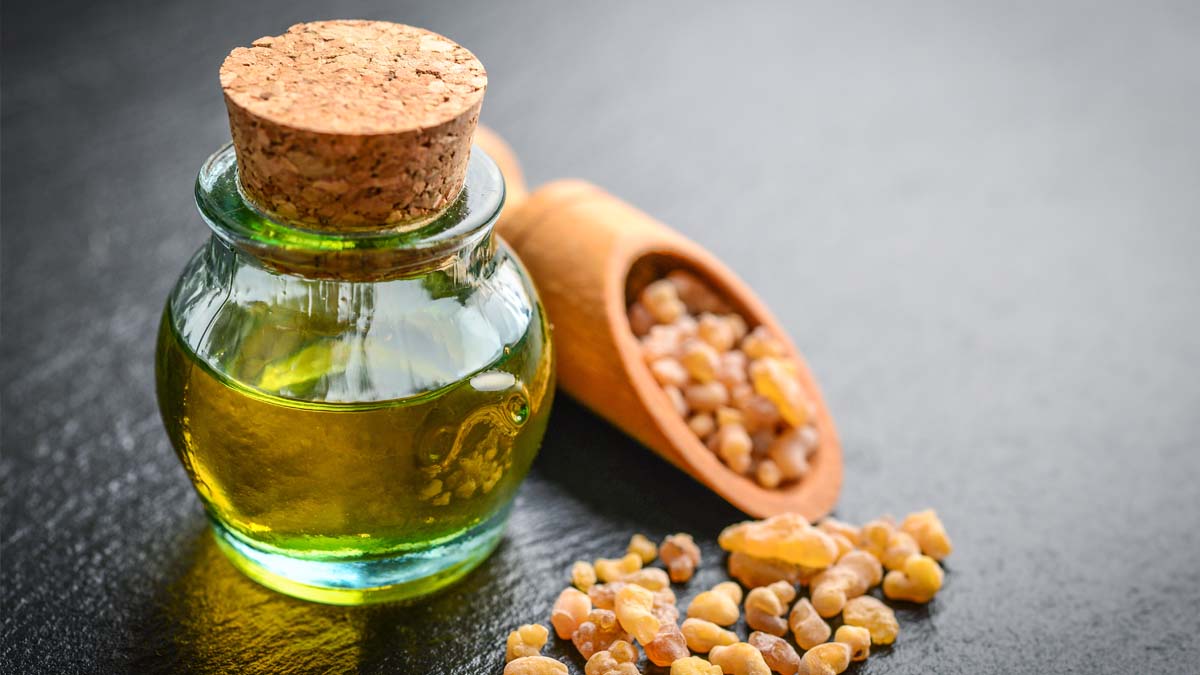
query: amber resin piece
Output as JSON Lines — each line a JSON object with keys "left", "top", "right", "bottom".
{"left": 718, "top": 513, "right": 838, "bottom": 568}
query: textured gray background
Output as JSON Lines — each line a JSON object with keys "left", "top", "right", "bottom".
{"left": 3, "top": 1, "right": 1200, "bottom": 673}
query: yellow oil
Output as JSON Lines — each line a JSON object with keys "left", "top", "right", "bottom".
{"left": 155, "top": 307, "right": 553, "bottom": 562}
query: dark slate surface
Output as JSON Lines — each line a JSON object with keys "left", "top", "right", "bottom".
{"left": 3, "top": 1, "right": 1200, "bottom": 673}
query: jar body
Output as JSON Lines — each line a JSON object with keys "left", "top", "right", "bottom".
{"left": 155, "top": 145, "right": 554, "bottom": 604}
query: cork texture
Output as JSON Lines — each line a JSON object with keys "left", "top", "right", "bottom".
{"left": 220, "top": 21, "right": 487, "bottom": 229}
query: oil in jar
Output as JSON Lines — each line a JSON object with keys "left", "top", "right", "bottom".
{"left": 155, "top": 295, "right": 554, "bottom": 561}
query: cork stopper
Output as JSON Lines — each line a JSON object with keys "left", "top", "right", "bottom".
{"left": 219, "top": 21, "right": 487, "bottom": 230}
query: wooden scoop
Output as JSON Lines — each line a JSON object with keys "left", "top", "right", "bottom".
{"left": 496, "top": 180, "right": 842, "bottom": 519}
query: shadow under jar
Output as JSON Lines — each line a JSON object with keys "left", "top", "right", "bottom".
{"left": 156, "top": 139, "right": 554, "bottom": 604}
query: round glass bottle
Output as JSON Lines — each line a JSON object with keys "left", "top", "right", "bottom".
{"left": 155, "top": 21, "right": 554, "bottom": 605}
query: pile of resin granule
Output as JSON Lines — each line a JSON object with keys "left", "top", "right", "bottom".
{"left": 629, "top": 270, "right": 822, "bottom": 490}
{"left": 502, "top": 510, "right": 952, "bottom": 674}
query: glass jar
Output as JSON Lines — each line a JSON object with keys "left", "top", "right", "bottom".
{"left": 155, "top": 142, "right": 554, "bottom": 604}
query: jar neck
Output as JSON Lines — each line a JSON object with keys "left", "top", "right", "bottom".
{"left": 195, "top": 142, "right": 506, "bottom": 282}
